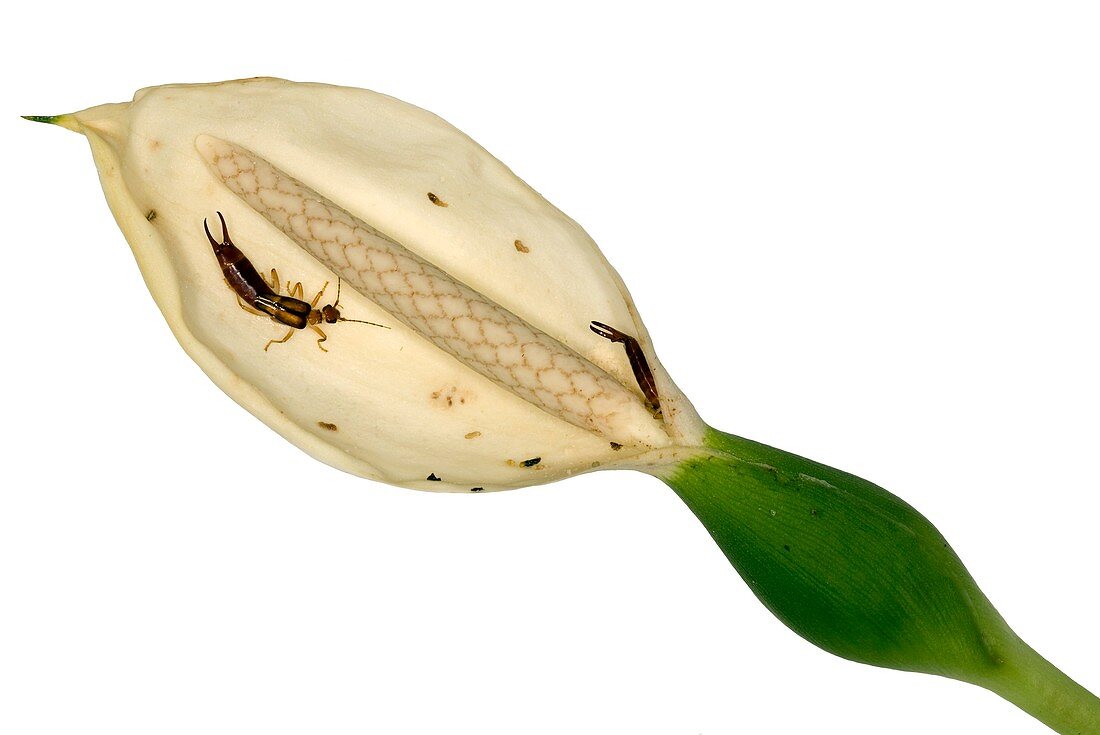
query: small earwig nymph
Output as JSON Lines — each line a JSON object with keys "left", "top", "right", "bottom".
{"left": 590, "top": 320, "right": 662, "bottom": 418}
{"left": 204, "top": 211, "right": 388, "bottom": 352}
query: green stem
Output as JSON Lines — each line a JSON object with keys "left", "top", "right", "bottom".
{"left": 663, "top": 427, "right": 1099, "bottom": 734}
{"left": 981, "top": 639, "right": 1100, "bottom": 735}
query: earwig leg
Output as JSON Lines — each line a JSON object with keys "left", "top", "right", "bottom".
{"left": 589, "top": 320, "right": 663, "bottom": 418}
{"left": 234, "top": 293, "right": 266, "bottom": 317}
{"left": 311, "top": 325, "right": 329, "bottom": 352}
{"left": 225, "top": 279, "right": 265, "bottom": 316}
{"left": 264, "top": 328, "right": 295, "bottom": 352}
{"left": 268, "top": 269, "right": 282, "bottom": 294}
{"left": 310, "top": 282, "right": 330, "bottom": 309}
{"left": 289, "top": 281, "right": 305, "bottom": 300}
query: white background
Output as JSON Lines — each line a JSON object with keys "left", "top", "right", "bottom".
{"left": 2, "top": 3, "right": 1098, "bottom": 734}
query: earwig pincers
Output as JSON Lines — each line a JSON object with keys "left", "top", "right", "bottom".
{"left": 590, "top": 321, "right": 662, "bottom": 418}
{"left": 204, "top": 211, "right": 388, "bottom": 352}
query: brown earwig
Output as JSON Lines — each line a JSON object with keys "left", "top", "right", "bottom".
{"left": 589, "top": 321, "right": 662, "bottom": 418}
{"left": 204, "top": 211, "right": 388, "bottom": 352}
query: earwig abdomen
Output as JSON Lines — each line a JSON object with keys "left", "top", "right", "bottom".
{"left": 206, "top": 212, "right": 313, "bottom": 330}
{"left": 205, "top": 213, "right": 275, "bottom": 306}
{"left": 220, "top": 248, "right": 271, "bottom": 305}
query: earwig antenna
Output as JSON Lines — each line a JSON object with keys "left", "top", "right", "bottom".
{"left": 331, "top": 276, "right": 387, "bottom": 327}
{"left": 339, "top": 317, "right": 390, "bottom": 329}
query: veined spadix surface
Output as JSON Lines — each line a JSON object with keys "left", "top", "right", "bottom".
{"left": 55, "top": 77, "right": 704, "bottom": 490}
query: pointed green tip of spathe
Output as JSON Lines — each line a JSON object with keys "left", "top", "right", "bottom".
{"left": 22, "top": 114, "right": 82, "bottom": 132}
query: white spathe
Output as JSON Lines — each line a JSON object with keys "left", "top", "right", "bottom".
{"left": 60, "top": 77, "right": 705, "bottom": 491}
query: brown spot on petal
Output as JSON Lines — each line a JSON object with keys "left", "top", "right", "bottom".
{"left": 317, "top": 421, "right": 338, "bottom": 432}
{"left": 427, "top": 192, "right": 448, "bottom": 207}
{"left": 431, "top": 386, "right": 472, "bottom": 409}
{"left": 514, "top": 239, "right": 529, "bottom": 253}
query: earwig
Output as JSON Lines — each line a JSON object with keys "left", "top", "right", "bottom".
{"left": 590, "top": 321, "right": 662, "bottom": 418}
{"left": 204, "top": 212, "right": 388, "bottom": 352}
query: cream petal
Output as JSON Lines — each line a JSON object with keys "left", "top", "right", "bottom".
{"left": 55, "top": 78, "right": 705, "bottom": 489}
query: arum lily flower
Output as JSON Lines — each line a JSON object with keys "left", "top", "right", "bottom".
{"left": 26, "top": 78, "right": 1099, "bottom": 734}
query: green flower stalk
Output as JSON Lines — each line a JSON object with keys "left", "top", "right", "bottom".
{"left": 664, "top": 430, "right": 1098, "bottom": 734}
{"left": 26, "top": 78, "right": 1098, "bottom": 734}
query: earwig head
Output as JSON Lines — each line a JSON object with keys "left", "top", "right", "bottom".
{"left": 319, "top": 278, "right": 343, "bottom": 322}
{"left": 308, "top": 278, "right": 389, "bottom": 330}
